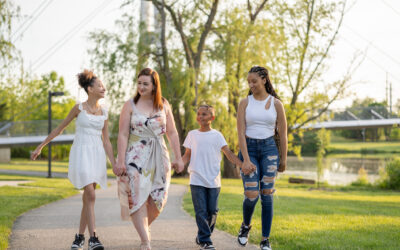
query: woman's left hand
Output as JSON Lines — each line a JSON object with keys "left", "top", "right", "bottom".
{"left": 172, "top": 159, "right": 184, "bottom": 173}
{"left": 278, "top": 158, "right": 287, "bottom": 172}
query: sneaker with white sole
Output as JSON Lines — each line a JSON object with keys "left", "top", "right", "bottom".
{"left": 88, "top": 235, "right": 104, "bottom": 250}
{"left": 199, "top": 242, "right": 216, "bottom": 250}
{"left": 71, "top": 234, "right": 84, "bottom": 250}
{"left": 260, "top": 239, "right": 272, "bottom": 250}
{"left": 237, "top": 223, "right": 251, "bottom": 246}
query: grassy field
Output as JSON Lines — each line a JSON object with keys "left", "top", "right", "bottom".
{"left": 173, "top": 177, "right": 400, "bottom": 249}
{"left": 0, "top": 174, "right": 79, "bottom": 250}
{"left": 328, "top": 141, "right": 400, "bottom": 154}
{"left": 0, "top": 159, "right": 115, "bottom": 177}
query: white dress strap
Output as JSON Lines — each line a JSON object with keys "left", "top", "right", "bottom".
{"left": 78, "top": 102, "right": 83, "bottom": 111}
{"left": 101, "top": 106, "right": 108, "bottom": 120}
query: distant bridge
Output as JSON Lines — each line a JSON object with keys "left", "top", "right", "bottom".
{"left": 1, "top": 107, "right": 399, "bottom": 147}
{"left": 0, "top": 120, "right": 75, "bottom": 147}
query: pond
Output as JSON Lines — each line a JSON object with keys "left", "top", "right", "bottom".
{"left": 283, "top": 155, "right": 393, "bottom": 186}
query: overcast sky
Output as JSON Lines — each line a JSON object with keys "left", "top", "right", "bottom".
{"left": 12, "top": 0, "right": 400, "bottom": 110}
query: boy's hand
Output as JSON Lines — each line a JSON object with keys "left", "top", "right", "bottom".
{"left": 241, "top": 160, "right": 256, "bottom": 175}
{"left": 172, "top": 159, "right": 184, "bottom": 173}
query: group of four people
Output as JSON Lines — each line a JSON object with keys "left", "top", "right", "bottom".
{"left": 31, "top": 66, "right": 288, "bottom": 250}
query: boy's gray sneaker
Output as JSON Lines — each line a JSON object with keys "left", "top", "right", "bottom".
{"left": 199, "top": 242, "right": 216, "bottom": 250}
{"left": 237, "top": 223, "right": 251, "bottom": 246}
{"left": 260, "top": 239, "right": 272, "bottom": 250}
{"left": 88, "top": 235, "right": 104, "bottom": 250}
{"left": 71, "top": 234, "right": 84, "bottom": 250}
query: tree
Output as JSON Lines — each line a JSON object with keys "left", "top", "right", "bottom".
{"left": 0, "top": 0, "right": 20, "bottom": 120}
{"left": 272, "top": 0, "right": 364, "bottom": 154}
{"left": 0, "top": 0, "right": 20, "bottom": 79}
{"left": 88, "top": 4, "right": 140, "bottom": 113}
{"left": 210, "top": 0, "right": 277, "bottom": 177}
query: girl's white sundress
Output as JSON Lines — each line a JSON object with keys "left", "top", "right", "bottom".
{"left": 68, "top": 103, "right": 108, "bottom": 189}
{"left": 117, "top": 99, "right": 171, "bottom": 220}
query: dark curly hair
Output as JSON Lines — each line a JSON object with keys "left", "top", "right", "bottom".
{"left": 248, "top": 66, "right": 280, "bottom": 100}
{"left": 77, "top": 69, "right": 97, "bottom": 94}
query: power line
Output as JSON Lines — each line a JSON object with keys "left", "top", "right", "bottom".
{"left": 341, "top": 36, "right": 400, "bottom": 83}
{"left": 344, "top": 24, "right": 400, "bottom": 67}
{"left": 11, "top": 0, "right": 54, "bottom": 42}
{"left": 381, "top": 0, "right": 400, "bottom": 18}
{"left": 31, "top": 0, "right": 114, "bottom": 72}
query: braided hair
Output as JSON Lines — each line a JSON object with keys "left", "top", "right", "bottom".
{"left": 248, "top": 66, "right": 280, "bottom": 100}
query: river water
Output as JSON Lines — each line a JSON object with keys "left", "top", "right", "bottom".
{"left": 284, "top": 155, "right": 392, "bottom": 186}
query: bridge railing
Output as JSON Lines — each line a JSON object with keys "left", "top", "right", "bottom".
{"left": 327, "top": 107, "right": 398, "bottom": 121}
{"left": 0, "top": 120, "right": 75, "bottom": 137}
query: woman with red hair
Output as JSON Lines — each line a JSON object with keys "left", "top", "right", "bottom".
{"left": 115, "top": 68, "right": 184, "bottom": 250}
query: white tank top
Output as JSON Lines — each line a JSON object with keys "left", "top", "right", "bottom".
{"left": 245, "top": 95, "right": 277, "bottom": 139}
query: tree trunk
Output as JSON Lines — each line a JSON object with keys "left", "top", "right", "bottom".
{"left": 222, "top": 154, "right": 240, "bottom": 178}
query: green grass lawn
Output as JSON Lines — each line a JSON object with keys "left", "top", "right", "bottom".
{"left": 328, "top": 141, "right": 400, "bottom": 154}
{"left": 174, "top": 177, "right": 400, "bottom": 249}
{"left": 0, "top": 159, "right": 115, "bottom": 177}
{"left": 0, "top": 174, "right": 79, "bottom": 250}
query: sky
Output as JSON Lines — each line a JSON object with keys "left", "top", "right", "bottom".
{"left": 12, "top": 0, "right": 400, "bottom": 110}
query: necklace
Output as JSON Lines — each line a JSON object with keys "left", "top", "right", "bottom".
{"left": 85, "top": 102, "right": 100, "bottom": 115}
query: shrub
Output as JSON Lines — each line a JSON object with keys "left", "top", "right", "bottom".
{"left": 380, "top": 158, "right": 400, "bottom": 190}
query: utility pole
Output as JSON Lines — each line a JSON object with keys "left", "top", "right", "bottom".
{"left": 390, "top": 81, "right": 392, "bottom": 117}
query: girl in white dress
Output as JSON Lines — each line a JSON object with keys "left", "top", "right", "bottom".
{"left": 31, "top": 69, "right": 115, "bottom": 250}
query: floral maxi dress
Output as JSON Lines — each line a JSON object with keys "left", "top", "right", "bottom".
{"left": 118, "top": 99, "right": 171, "bottom": 220}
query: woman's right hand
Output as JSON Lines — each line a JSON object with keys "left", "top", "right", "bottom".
{"left": 241, "top": 160, "right": 256, "bottom": 175}
{"left": 30, "top": 147, "right": 42, "bottom": 160}
{"left": 114, "top": 159, "right": 127, "bottom": 176}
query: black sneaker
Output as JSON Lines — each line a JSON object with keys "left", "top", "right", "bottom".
{"left": 71, "top": 234, "right": 85, "bottom": 250}
{"left": 88, "top": 235, "right": 104, "bottom": 250}
{"left": 260, "top": 239, "right": 272, "bottom": 250}
{"left": 195, "top": 236, "right": 200, "bottom": 245}
{"left": 199, "top": 242, "right": 216, "bottom": 250}
{"left": 237, "top": 223, "right": 251, "bottom": 246}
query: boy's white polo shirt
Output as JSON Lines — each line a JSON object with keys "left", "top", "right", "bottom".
{"left": 183, "top": 129, "right": 227, "bottom": 188}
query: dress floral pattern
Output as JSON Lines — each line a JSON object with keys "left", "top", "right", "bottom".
{"left": 118, "top": 99, "right": 171, "bottom": 220}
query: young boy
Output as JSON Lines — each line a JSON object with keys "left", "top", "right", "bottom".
{"left": 182, "top": 104, "right": 243, "bottom": 250}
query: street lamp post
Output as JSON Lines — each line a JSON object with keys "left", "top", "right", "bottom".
{"left": 48, "top": 91, "right": 64, "bottom": 178}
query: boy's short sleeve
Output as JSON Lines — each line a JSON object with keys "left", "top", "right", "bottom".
{"left": 183, "top": 131, "right": 192, "bottom": 149}
{"left": 219, "top": 132, "right": 228, "bottom": 149}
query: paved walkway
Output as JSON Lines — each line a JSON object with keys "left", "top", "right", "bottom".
{"left": 9, "top": 181, "right": 258, "bottom": 250}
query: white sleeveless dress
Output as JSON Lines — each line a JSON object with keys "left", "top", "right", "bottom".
{"left": 68, "top": 103, "right": 108, "bottom": 189}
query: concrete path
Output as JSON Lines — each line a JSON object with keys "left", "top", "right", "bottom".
{"left": 9, "top": 182, "right": 258, "bottom": 250}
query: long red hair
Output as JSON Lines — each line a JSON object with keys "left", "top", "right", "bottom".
{"left": 134, "top": 68, "right": 163, "bottom": 110}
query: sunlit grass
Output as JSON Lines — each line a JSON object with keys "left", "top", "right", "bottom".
{"left": 0, "top": 174, "right": 78, "bottom": 250}
{"left": 180, "top": 177, "right": 400, "bottom": 249}
{"left": 328, "top": 141, "right": 400, "bottom": 154}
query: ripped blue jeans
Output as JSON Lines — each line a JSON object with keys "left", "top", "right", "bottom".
{"left": 239, "top": 136, "right": 279, "bottom": 238}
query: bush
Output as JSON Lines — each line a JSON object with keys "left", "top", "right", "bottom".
{"left": 351, "top": 167, "right": 369, "bottom": 186}
{"left": 380, "top": 158, "right": 400, "bottom": 190}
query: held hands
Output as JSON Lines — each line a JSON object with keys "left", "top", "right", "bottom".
{"left": 241, "top": 160, "right": 256, "bottom": 175}
{"left": 30, "top": 147, "right": 42, "bottom": 161}
{"left": 171, "top": 159, "right": 184, "bottom": 173}
{"left": 113, "top": 159, "right": 127, "bottom": 176}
